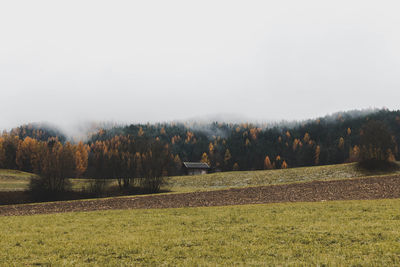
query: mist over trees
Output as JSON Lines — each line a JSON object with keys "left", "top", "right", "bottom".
{"left": 85, "top": 109, "right": 399, "bottom": 172}
{"left": 0, "top": 109, "right": 399, "bottom": 195}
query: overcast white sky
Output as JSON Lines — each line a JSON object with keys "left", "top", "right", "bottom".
{"left": 1, "top": 0, "right": 399, "bottom": 130}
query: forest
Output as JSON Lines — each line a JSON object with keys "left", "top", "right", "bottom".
{"left": 0, "top": 109, "right": 399, "bottom": 191}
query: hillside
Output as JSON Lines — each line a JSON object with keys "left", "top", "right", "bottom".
{"left": 167, "top": 162, "right": 400, "bottom": 192}
{"left": 2, "top": 109, "right": 399, "bottom": 184}
{"left": 0, "top": 169, "right": 35, "bottom": 191}
{"left": 1, "top": 162, "right": 400, "bottom": 193}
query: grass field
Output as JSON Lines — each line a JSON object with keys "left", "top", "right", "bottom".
{"left": 1, "top": 199, "right": 400, "bottom": 265}
{"left": 1, "top": 163, "right": 400, "bottom": 193}
{"left": 167, "top": 162, "right": 400, "bottom": 192}
{"left": 0, "top": 169, "right": 35, "bottom": 191}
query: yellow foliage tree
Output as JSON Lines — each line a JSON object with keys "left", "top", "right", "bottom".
{"left": 388, "top": 149, "right": 396, "bottom": 162}
{"left": 264, "top": 156, "right": 273, "bottom": 170}
{"left": 293, "top": 139, "right": 300, "bottom": 151}
{"left": 138, "top": 127, "right": 144, "bottom": 137}
{"left": 250, "top": 128, "right": 260, "bottom": 140}
{"left": 338, "top": 137, "right": 345, "bottom": 149}
{"left": 75, "top": 141, "right": 89, "bottom": 177}
{"left": 245, "top": 138, "right": 251, "bottom": 146}
{"left": 16, "top": 136, "right": 38, "bottom": 172}
{"left": 200, "top": 152, "right": 210, "bottom": 166}
{"left": 349, "top": 145, "right": 360, "bottom": 162}
{"left": 303, "top": 133, "right": 310, "bottom": 143}
{"left": 209, "top": 142, "right": 214, "bottom": 155}
{"left": 281, "top": 160, "right": 288, "bottom": 169}
{"left": 160, "top": 127, "right": 166, "bottom": 135}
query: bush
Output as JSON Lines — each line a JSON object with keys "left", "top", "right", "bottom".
{"left": 87, "top": 178, "right": 110, "bottom": 197}
{"left": 29, "top": 175, "right": 72, "bottom": 201}
{"left": 140, "top": 176, "right": 165, "bottom": 193}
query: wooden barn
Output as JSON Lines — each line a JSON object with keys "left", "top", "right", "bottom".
{"left": 183, "top": 162, "right": 210, "bottom": 175}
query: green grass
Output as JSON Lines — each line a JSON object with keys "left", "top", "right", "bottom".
{"left": 167, "top": 162, "right": 400, "bottom": 192}
{"left": 1, "top": 162, "right": 400, "bottom": 193}
{"left": 1, "top": 199, "right": 400, "bottom": 265}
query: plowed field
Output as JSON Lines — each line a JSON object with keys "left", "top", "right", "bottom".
{"left": 1, "top": 175, "right": 400, "bottom": 216}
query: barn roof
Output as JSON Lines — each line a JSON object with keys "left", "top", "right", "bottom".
{"left": 183, "top": 162, "right": 210, "bottom": 169}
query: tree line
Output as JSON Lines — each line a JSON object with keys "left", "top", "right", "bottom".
{"left": 0, "top": 109, "right": 399, "bottom": 194}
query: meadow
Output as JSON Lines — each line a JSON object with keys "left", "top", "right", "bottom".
{"left": 0, "top": 169, "right": 35, "bottom": 191}
{"left": 1, "top": 199, "right": 400, "bottom": 265}
{"left": 167, "top": 162, "right": 400, "bottom": 192}
{"left": 1, "top": 162, "right": 399, "bottom": 193}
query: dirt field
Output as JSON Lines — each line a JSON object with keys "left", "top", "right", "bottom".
{"left": 1, "top": 175, "right": 400, "bottom": 216}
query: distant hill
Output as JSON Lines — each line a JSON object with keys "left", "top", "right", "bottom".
{"left": 1, "top": 108, "right": 399, "bottom": 177}
{"left": 86, "top": 108, "right": 400, "bottom": 172}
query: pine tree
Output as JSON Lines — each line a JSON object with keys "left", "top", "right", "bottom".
{"left": 0, "top": 137, "right": 5, "bottom": 168}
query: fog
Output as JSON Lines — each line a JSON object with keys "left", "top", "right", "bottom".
{"left": 1, "top": 0, "right": 400, "bottom": 131}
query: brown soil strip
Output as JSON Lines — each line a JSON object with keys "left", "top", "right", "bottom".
{"left": 1, "top": 176, "right": 400, "bottom": 216}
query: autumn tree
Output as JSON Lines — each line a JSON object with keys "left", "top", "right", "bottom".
{"left": 349, "top": 145, "right": 360, "bottom": 162}
{"left": 303, "top": 133, "right": 310, "bottom": 143}
{"left": 16, "top": 137, "right": 39, "bottom": 172}
{"left": 200, "top": 152, "right": 211, "bottom": 166}
{"left": 140, "top": 141, "right": 173, "bottom": 192}
{"left": 264, "top": 156, "right": 273, "bottom": 170}
{"left": 75, "top": 141, "right": 89, "bottom": 177}
{"left": 29, "top": 139, "right": 76, "bottom": 198}
{"left": 281, "top": 160, "right": 288, "bottom": 169}
{"left": 138, "top": 127, "right": 144, "bottom": 137}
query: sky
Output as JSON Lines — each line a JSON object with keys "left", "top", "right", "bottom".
{"left": 1, "top": 0, "right": 400, "bottom": 131}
